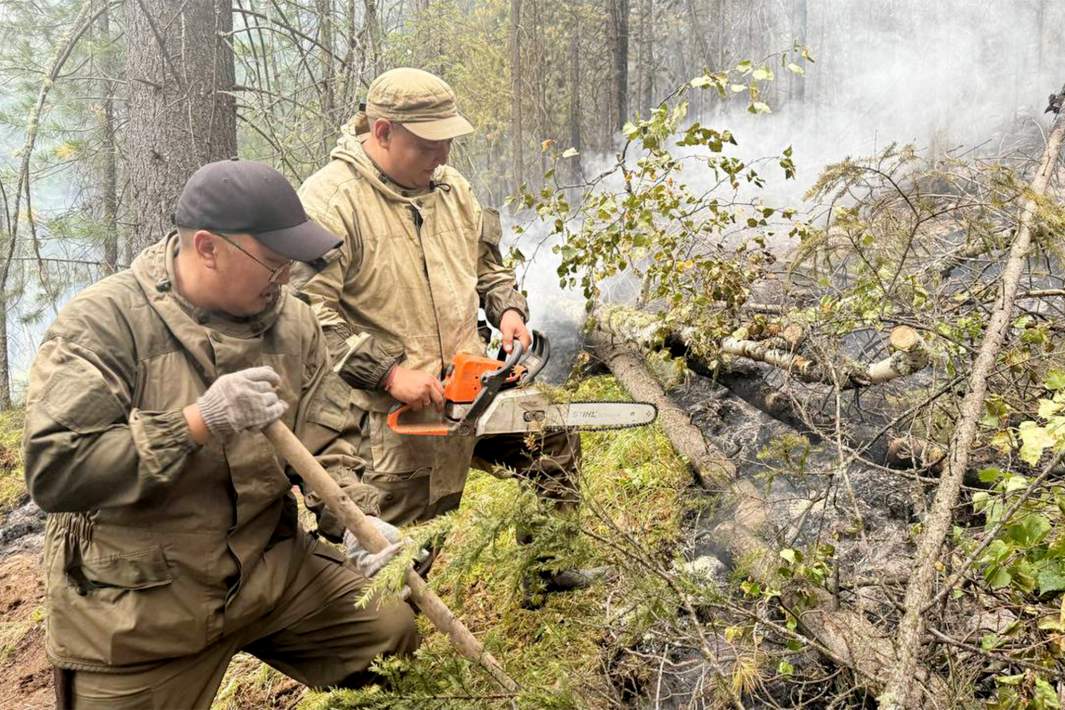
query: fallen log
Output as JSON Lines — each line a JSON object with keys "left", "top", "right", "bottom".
{"left": 593, "top": 305, "right": 931, "bottom": 390}
{"left": 585, "top": 329, "right": 736, "bottom": 489}
{"left": 584, "top": 330, "right": 951, "bottom": 704}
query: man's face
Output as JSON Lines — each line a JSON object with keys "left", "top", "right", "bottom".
{"left": 209, "top": 232, "right": 292, "bottom": 316}
{"left": 380, "top": 122, "right": 452, "bottom": 188}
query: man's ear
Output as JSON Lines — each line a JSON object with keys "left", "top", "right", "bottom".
{"left": 192, "top": 230, "right": 222, "bottom": 270}
{"left": 372, "top": 118, "right": 393, "bottom": 147}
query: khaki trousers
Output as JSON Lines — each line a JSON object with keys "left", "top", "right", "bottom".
{"left": 63, "top": 541, "right": 418, "bottom": 709}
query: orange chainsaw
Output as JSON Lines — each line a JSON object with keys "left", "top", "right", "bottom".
{"left": 387, "top": 331, "right": 657, "bottom": 437}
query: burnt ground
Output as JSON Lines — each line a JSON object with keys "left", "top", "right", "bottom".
{"left": 634, "top": 367, "right": 920, "bottom": 708}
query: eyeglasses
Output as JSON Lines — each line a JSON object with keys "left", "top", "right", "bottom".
{"left": 212, "top": 232, "right": 292, "bottom": 284}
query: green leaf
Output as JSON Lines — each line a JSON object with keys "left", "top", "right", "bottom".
{"left": 1038, "top": 398, "right": 1064, "bottom": 419}
{"left": 1045, "top": 369, "right": 1065, "bottom": 391}
{"left": 786, "top": 62, "right": 805, "bottom": 75}
{"left": 986, "top": 565, "right": 1012, "bottom": 589}
{"left": 1006, "top": 513, "right": 1050, "bottom": 546}
{"left": 1034, "top": 676, "right": 1061, "bottom": 709}
{"left": 980, "top": 633, "right": 1001, "bottom": 651}
{"left": 1019, "top": 421, "right": 1054, "bottom": 465}
{"left": 1004, "top": 474, "right": 1030, "bottom": 493}
{"left": 749, "top": 101, "right": 771, "bottom": 114}
{"left": 1037, "top": 561, "right": 1065, "bottom": 596}
{"left": 690, "top": 75, "right": 713, "bottom": 89}
{"left": 777, "top": 660, "right": 794, "bottom": 675}
{"left": 561, "top": 147, "right": 579, "bottom": 159}
{"left": 779, "top": 548, "right": 799, "bottom": 565}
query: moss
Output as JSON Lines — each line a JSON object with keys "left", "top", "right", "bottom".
{"left": 299, "top": 374, "right": 693, "bottom": 709}
{"left": 0, "top": 408, "right": 25, "bottom": 514}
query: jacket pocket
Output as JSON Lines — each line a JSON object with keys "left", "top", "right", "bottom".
{"left": 77, "top": 546, "right": 172, "bottom": 592}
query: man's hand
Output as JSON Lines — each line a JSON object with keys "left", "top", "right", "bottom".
{"left": 500, "top": 309, "right": 531, "bottom": 354}
{"left": 193, "top": 366, "right": 287, "bottom": 440}
{"left": 385, "top": 365, "right": 445, "bottom": 411}
{"left": 344, "top": 517, "right": 430, "bottom": 583}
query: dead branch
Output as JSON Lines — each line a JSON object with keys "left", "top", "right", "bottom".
{"left": 880, "top": 108, "right": 1065, "bottom": 710}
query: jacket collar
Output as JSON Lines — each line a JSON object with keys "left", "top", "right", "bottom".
{"left": 331, "top": 121, "right": 444, "bottom": 205}
{"left": 131, "top": 233, "right": 287, "bottom": 380}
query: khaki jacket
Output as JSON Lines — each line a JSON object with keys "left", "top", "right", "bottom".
{"left": 295, "top": 123, "right": 527, "bottom": 504}
{"left": 23, "top": 234, "right": 377, "bottom": 671}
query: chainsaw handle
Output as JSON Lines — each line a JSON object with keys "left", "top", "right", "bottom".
{"left": 387, "top": 403, "right": 451, "bottom": 436}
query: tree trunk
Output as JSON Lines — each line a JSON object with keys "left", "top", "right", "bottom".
{"left": 567, "top": 3, "right": 582, "bottom": 183}
{"left": 124, "top": 0, "right": 237, "bottom": 255}
{"left": 789, "top": 0, "right": 807, "bottom": 106}
{"left": 362, "top": 0, "right": 382, "bottom": 75}
{"left": 509, "top": 0, "right": 524, "bottom": 192}
{"left": 880, "top": 109, "right": 1065, "bottom": 710}
{"left": 607, "top": 0, "right": 629, "bottom": 130}
{"left": 584, "top": 329, "right": 948, "bottom": 702}
{"left": 638, "top": 0, "right": 653, "bottom": 113}
{"left": 95, "top": 0, "right": 119, "bottom": 272}
{"left": 316, "top": 0, "right": 337, "bottom": 156}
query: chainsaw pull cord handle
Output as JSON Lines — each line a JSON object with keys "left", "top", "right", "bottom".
{"left": 387, "top": 344, "right": 526, "bottom": 436}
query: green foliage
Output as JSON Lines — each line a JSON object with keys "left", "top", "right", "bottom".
{"left": 300, "top": 375, "right": 693, "bottom": 708}
{"left": 520, "top": 54, "right": 806, "bottom": 362}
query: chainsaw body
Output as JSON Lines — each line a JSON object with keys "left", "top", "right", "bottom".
{"left": 387, "top": 332, "right": 656, "bottom": 437}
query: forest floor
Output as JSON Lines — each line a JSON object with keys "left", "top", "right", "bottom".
{"left": 0, "top": 375, "right": 698, "bottom": 709}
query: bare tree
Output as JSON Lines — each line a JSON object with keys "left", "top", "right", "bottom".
{"left": 124, "top": 0, "right": 237, "bottom": 255}
{"left": 510, "top": 0, "right": 524, "bottom": 192}
{"left": 607, "top": 0, "right": 630, "bottom": 131}
{"left": 94, "top": 0, "right": 120, "bottom": 271}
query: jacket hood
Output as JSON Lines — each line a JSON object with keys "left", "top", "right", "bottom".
{"left": 331, "top": 118, "right": 451, "bottom": 206}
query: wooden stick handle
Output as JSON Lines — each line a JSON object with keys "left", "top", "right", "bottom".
{"left": 263, "top": 420, "right": 520, "bottom": 693}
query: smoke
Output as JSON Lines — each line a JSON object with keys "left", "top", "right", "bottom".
{"left": 505, "top": 0, "right": 1065, "bottom": 380}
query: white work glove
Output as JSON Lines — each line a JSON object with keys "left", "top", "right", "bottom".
{"left": 196, "top": 366, "right": 288, "bottom": 438}
{"left": 344, "top": 517, "right": 406, "bottom": 579}
{"left": 343, "top": 517, "right": 431, "bottom": 581}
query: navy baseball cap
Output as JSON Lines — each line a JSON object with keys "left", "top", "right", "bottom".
{"left": 174, "top": 159, "right": 340, "bottom": 263}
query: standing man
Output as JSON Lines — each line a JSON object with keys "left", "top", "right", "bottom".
{"left": 24, "top": 160, "right": 417, "bottom": 709}
{"left": 295, "top": 68, "right": 592, "bottom": 594}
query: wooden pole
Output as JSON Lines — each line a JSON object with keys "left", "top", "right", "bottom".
{"left": 263, "top": 421, "right": 521, "bottom": 693}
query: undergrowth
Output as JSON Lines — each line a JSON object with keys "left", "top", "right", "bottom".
{"left": 288, "top": 374, "right": 693, "bottom": 710}
{"left": 0, "top": 408, "right": 25, "bottom": 514}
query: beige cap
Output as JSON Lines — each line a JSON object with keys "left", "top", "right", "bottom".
{"left": 364, "top": 67, "right": 474, "bottom": 141}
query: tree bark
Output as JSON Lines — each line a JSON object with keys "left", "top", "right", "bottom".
{"left": 95, "top": 0, "right": 119, "bottom": 272}
{"left": 567, "top": 2, "right": 582, "bottom": 183}
{"left": 789, "top": 0, "right": 807, "bottom": 106}
{"left": 316, "top": 0, "right": 336, "bottom": 156}
{"left": 125, "top": 0, "right": 237, "bottom": 255}
{"left": 509, "top": 0, "right": 524, "bottom": 192}
{"left": 607, "top": 0, "right": 629, "bottom": 130}
{"left": 637, "top": 0, "right": 653, "bottom": 113}
{"left": 879, "top": 109, "right": 1065, "bottom": 710}
{"left": 362, "top": 0, "right": 382, "bottom": 75}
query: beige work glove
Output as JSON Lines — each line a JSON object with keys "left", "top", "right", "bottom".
{"left": 196, "top": 366, "right": 288, "bottom": 438}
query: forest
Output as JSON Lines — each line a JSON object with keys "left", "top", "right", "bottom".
{"left": 1, "top": 0, "right": 1065, "bottom": 708}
